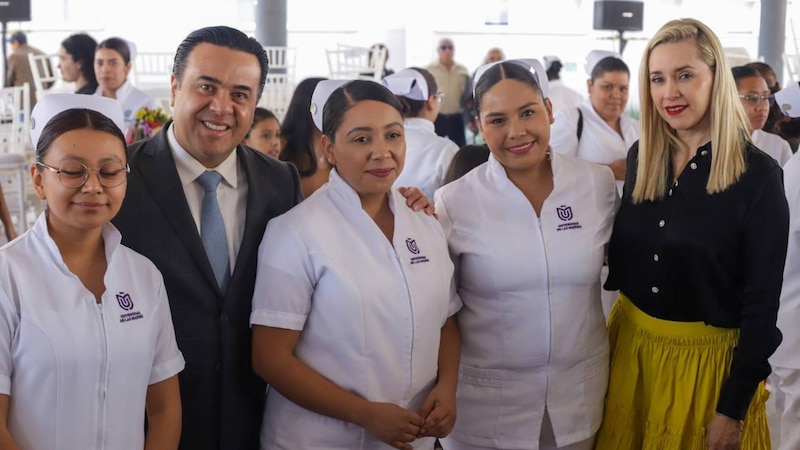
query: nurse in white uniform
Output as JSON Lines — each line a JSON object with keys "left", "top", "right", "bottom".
{"left": 771, "top": 82, "right": 800, "bottom": 450}
{"left": 0, "top": 94, "right": 184, "bottom": 449}
{"left": 94, "top": 37, "right": 161, "bottom": 137}
{"left": 732, "top": 65, "right": 792, "bottom": 166}
{"left": 550, "top": 50, "right": 639, "bottom": 194}
{"left": 436, "top": 59, "right": 619, "bottom": 450}
{"left": 250, "top": 80, "right": 461, "bottom": 450}
{"left": 384, "top": 67, "right": 460, "bottom": 200}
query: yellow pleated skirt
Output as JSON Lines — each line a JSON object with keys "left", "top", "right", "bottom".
{"left": 594, "top": 294, "right": 770, "bottom": 450}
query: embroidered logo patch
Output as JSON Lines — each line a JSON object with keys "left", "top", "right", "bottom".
{"left": 556, "top": 205, "right": 583, "bottom": 232}
{"left": 117, "top": 292, "right": 144, "bottom": 323}
{"left": 406, "top": 237, "right": 429, "bottom": 264}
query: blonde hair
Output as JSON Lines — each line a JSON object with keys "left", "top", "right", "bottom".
{"left": 633, "top": 18, "right": 751, "bottom": 203}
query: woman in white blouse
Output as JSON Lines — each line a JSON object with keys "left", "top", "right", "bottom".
{"left": 250, "top": 80, "right": 461, "bottom": 450}
{"left": 436, "top": 59, "right": 619, "bottom": 450}
{"left": 384, "top": 67, "right": 460, "bottom": 200}
{"left": 94, "top": 37, "right": 161, "bottom": 137}
{"left": 550, "top": 50, "right": 639, "bottom": 194}
{"left": 0, "top": 94, "right": 184, "bottom": 449}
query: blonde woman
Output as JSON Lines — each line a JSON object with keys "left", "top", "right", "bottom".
{"left": 597, "top": 18, "right": 787, "bottom": 450}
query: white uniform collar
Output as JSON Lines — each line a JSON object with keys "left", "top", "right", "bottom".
{"left": 94, "top": 78, "right": 133, "bottom": 102}
{"left": 404, "top": 117, "right": 436, "bottom": 134}
{"left": 327, "top": 167, "right": 397, "bottom": 213}
{"left": 31, "top": 211, "right": 123, "bottom": 276}
{"left": 167, "top": 122, "right": 239, "bottom": 189}
{"left": 485, "top": 148, "right": 561, "bottom": 191}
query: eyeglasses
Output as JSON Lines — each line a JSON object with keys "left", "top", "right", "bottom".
{"left": 439, "top": 45, "right": 454, "bottom": 51}
{"left": 435, "top": 92, "right": 445, "bottom": 102}
{"left": 37, "top": 160, "right": 130, "bottom": 189}
{"left": 738, "top": 94, "right": 775, "bottom": 106}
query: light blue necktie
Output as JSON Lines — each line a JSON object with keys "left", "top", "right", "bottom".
{"left": 197, "top": 171, "right": 230, "bottom": 291}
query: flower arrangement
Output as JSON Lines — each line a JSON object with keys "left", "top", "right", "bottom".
{"left": 128, "top": 107, "right": 170, "bottom": 143}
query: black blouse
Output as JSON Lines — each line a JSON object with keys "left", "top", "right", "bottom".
{"left": 605, "top": 140, "right": 788, "bottom": 420}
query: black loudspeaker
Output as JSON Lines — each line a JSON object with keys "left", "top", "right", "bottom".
{"left": 593, "top": 1, "right": 644, "bottom": 32}
{"left": 0, "top": 0, "right": 31, "bottom": 22}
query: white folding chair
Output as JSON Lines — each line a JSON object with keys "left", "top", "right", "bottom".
{"left": 0, "top": 84, "right": 33, "bottom": 233}
{"left": 258, "top": 74, "right": 293, "bottom": 122}
{"left": 255, "top": 47, "right": 296, "bottom": 122}
{"left": 131, "top": 52, "right": 175, "bottom": 112}
{"left": 28, "top": 53, "right": 69, "bottom": 102}
{"left": 325, "top": 44, "right": 385, "bottom": 82}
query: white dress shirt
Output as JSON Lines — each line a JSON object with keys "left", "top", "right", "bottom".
{"left": 752, "top": 129, "right": 792, "bottom": 167}
{"left": 436, "top": 152, "right": 619, "bottom": 449}
{"left": 168, "top": 123, "right": 247, "bottom": 269}
{"left": 251, "top": 169, "right": 461, "bottom": 449}
{"left": 0, "top": 213, "right": 184, "bottom": 449}
{"left": 393, "top": 117, "right": 460, "bottom": 199}
{"left": 550, "top": 101, "right": 639, "bottom": 193}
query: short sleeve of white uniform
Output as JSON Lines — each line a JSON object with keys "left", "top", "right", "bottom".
{"left": 0, "top": 286, "right": 18, "bottom": 395}
{"left": 435, "top": 188, "right": 463, "bottom": 311}
{"left": 250, "top": 216, "right": 314, "bottom": 331}
{"left": 435, "top": 140, "right": 461, "bottom": 191}
{"left": 597, "top": 164, "right": 621, "bottom": 254}
{"left": 150, "top": 277, "right": 186, "bottom": 385}
{"left": 550, "top": 107, "right": 581, "bottom": 157}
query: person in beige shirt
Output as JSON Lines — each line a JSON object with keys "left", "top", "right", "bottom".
{"left": 426, "top": 38, "right": 470, "bottom": 146}
{"left": 6, "top": 31, "right": 49, "bottom": 107}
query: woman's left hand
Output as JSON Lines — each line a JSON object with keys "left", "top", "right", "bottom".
{"left": 706, "top": 413, "right": 742, "bottom": 450}
{"left": 417, "top": 382, "right": 457, "bottom": 438}
{"left": 398, "top": 186, "right": 436, "bottom": 217}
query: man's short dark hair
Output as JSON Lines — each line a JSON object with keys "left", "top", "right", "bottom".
{"left": 172, "top": 26, "right": 269, "bottom": 98}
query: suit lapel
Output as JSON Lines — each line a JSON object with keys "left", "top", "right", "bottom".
{"left": 228, "top": 147, "right": 270, "bottom": 298}
{"left": 137, "top": 125, "right": 223, "bottom": 297}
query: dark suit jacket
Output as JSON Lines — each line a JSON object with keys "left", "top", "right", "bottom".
{"left": 113, "top": 122, "right": 302, "bottom": 450}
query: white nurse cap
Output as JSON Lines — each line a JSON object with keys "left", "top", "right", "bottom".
{"left": 585, "top": 49, "right": 622, "bottom": 76}
{"left": 30, "top": 94, "right": 125, "bottom": 149}
{"left": 382, "top": 68, "right": 429, "bottom": 101}
{"left": 473, "top": 58, "right": 550, "bottom": 99}
{"left": 543, "top": 55, "right": 561, "bottom": 71}
{"left": 310, "top": 79, "right": 351, "bottom": 132}
{"left": 775, "top": 82, "right": 800, "bottom": 118}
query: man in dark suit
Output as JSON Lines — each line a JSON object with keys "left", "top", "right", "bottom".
{"left": 113, "top": 26, "right": 302, "bottom": 449}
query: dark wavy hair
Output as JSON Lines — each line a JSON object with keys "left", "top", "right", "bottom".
{"left": 96, "top": 37, "right": 131, "bottom": 64}
{"left": 590, "top": 56, "right": 629, "bottom": 81}
{"left": 474, "top": 62, "right": 544, "bottom": 116}
{"left": 322, "top": 80, "right": 403, "bottom": 142}
{"left": 173, "top": 26, "right": 269, "bottom": 98}
{"left": 61, "top": 33, "right": 98, "bottom": 88}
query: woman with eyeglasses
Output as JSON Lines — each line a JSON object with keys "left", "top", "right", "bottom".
{"left": 596, "top": 19, "right": 787, "bottom": 449}
{"left": 383, "top": 68, "right": 459, "bottom": 199}
{"left": 732, "top": 65, "right": 792, "bottom": 166}
{"left": 0, "top": 94, "right": 184, "bottom": 450}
